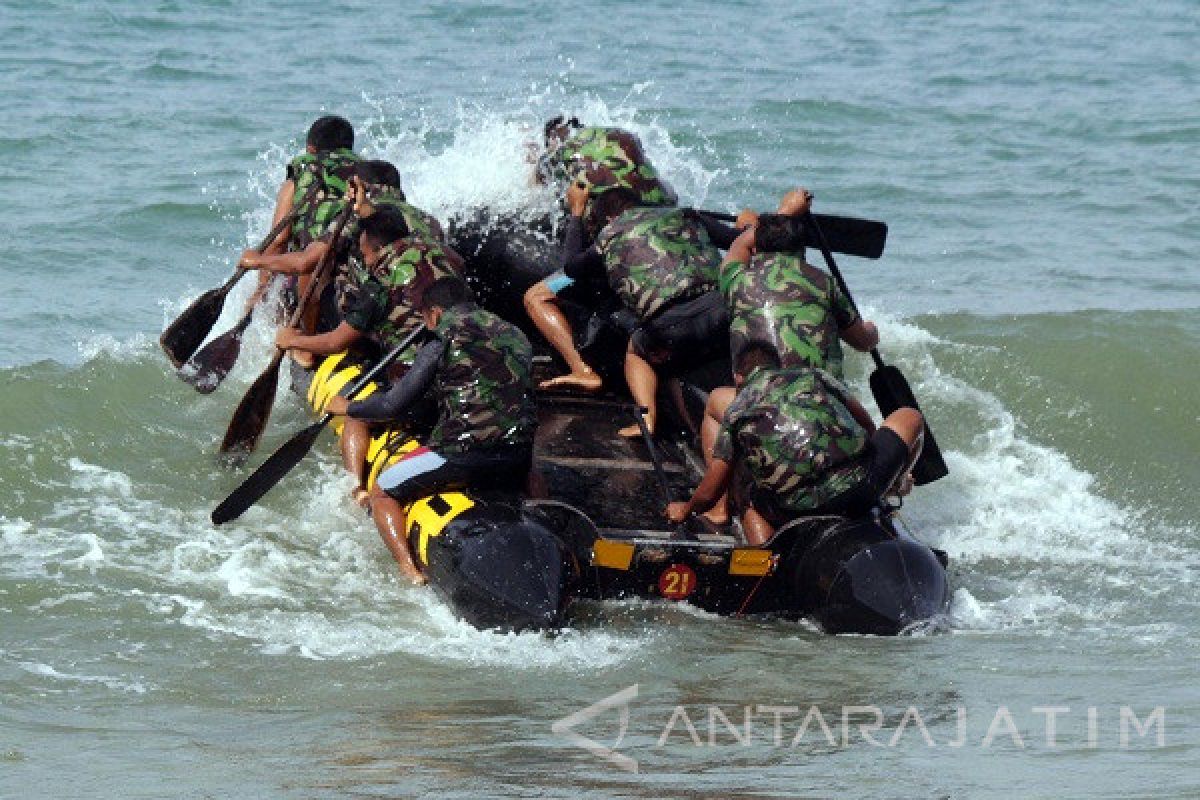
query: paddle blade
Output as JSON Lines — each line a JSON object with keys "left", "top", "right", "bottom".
{"left": 219, "top": 351, "right": 284, "bottom": 457}
{"left": 179, "top": 314, "right": 251, "bottom": 394}
{"left": 810, "top": 213, "right": 888, "bottom": 260}
{"left": 869, "top": 364, "right": 950, "bottom": 486}
{"left": 211, "top": 422, "right": 325, "bottom": 525}
{"left": 159, "top": 287, "right": 228, "bottom": 368}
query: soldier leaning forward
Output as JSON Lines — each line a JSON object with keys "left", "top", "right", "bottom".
{"left": 539, "top": 118, "right": 678, "bottom": 208}
{"left": 239, "top": 115, "right": 361, "bottom": 315}
{"left": 718, "top": 190, "right": 879, "bottom": 380}
{"left": 666, "top": 347, "right": 925, "bottom": 546}
{"left": 325, "top": 277, "right": 537, "bottom": 583}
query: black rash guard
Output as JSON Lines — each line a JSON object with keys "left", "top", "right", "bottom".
{"left": 347, "top": 338, "right": 445, "bottom": 422}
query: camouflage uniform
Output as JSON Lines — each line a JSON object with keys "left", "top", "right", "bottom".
{"left": 594, "top": 207, "right": 722, "bottom": 321}
{"left": 428, "top": 305, "right": 536, "bottom": 453}
{"left": 285, "top": 148, "right": 360, "bottom": 249}
{"left": 340, "top": 239, "right": 459, "bottom": 359}
{"left": 545, "top": 126, "right": 677, "bottom": 207}
{"left": 714, "top": 367, "right": 869, "bottom": 513}
{"left": 341, "top": 185, "right": 443, "bottom": 249}
{"left": 719, "top": 251, "right": 859, "bottom": 379}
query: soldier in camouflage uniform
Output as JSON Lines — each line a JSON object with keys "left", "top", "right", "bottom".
{"left": 666, "top": 347, "right": 924, "bottom": 546}
{"left": 539, "top": 117, "right": 677, "bottom": 208}
{"left": 239, "top": 115, "right": 360, "bottom": 320}
{"left": 526, "top": 174, "right": 726, "bottom": 435}
{"left": 276, "top": 208, "right": 460, "bottom": 503}
{"left": 718, "top": 189, "right": 879, "bottom": 380}
{"left": 325, "top": 277, "right": 536, "bottom": 583}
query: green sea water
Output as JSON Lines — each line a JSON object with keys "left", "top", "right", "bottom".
{"left": 1, "top": 1, "right": 1197, "bottom": 797}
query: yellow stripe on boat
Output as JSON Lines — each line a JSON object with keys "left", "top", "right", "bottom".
{"left": 729, "top": 548, "right": 774, "bottom": 577}
{"left": 592, "top": 539, "right": 635, "bottom": 570}
{"left": 309, "top": 351, "right": 476, "bottom": 568}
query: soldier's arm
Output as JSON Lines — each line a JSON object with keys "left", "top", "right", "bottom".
{"left": 666, "top": 458, "right": 732, "bottom": 522}
{"left": 240, "top": 240, "right": 328, "bottom": 275}
{"left": 344, "top": 339, "right": 445, "bottom": 422}
{"left": 276, "top": 320, "right": 362, "bottom": 357}
{"left": 721, "top": 226, "right": 756, "bottom": 268}
{"left": 845, "top": 395, "right": 877, "bottom": 435}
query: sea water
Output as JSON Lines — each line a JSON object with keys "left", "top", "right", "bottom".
{"left": 0, "top": 1, "right": 1196, "bottom": 797}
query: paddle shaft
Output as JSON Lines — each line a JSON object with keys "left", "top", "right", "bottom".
{"left": 803, "top": 212, "right": 949, "bottom": 484}
{"left": 801, "top": 213, "right": 886, "bottom": 369}
{"left": 632, "top": 405, "right": 674, "bottom": 506}
{"left": 207, "top": 188, "right": 315, "bottom": 302}
{"left": 696, "top": 210, "right": 887, "bottom": 260}
{"left": 210, "top": 325, "right": 427, "bottom": 524}
{"left": 218, "top": 202, "right": 355, "bottom": 455}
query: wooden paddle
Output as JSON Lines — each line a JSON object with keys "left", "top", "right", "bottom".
{"left": 698, "top": 211, "right": 888, "bottom": 260}
{"left": 802, "top": 212, "right": 949, "bottom": 486}
{"left": 178, "top": 308, "right": 254, "bottom": 394}
{"left": 159, "top": 182, "right": 320, "bottom": 368}
{"left": 211, "top": 325, "right": 426, "bottom": 525}
{"left": 218, "top": 203, "right": 354, "bottom": 458}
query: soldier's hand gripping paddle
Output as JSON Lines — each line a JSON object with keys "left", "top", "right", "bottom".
{"left": 159, "top": 209, "right": 296, "bottom": 369}
{"left": 803, "top": 212, "right": 950, "bottom": 486}
{"left": 697, "top": 211, "right": 889, "bottom": 260}
{"left": 211, "top": 325, "right": 426, "bottom": 525}
{"left": 219, "top": 203, "right": 354, "bottom": 458}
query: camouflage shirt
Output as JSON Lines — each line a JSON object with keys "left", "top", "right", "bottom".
{"left": 285, "top": 148, "right": 360, "bottom": 249}
{"left": 714, "top": 367, "right": 869, "bottom": 512}
{"left": 719, "top": 252, "right": 859, "bottom": 379}
{"left": 594, "top": 207, "right": 722, "bottom": 320}
{"left": 543, "top": 126, "right": 677, "bottom": 207}
{"left": 339, "top": 186, "right": 443, "bottom": 251}
{"left": 428, "top": 304, "right": 536, "bottom": 453}
{"left": 340, "top": 239, "right": 459, "bottom": 357}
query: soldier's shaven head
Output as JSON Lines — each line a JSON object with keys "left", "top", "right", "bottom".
{"left": 754, "top": 214, "right": 806, "bottom": 253}
{"left": 358, "top": 207, "right": 410, "bottom": 249}
{"left": 306, "top": 115, "right": 355, "bottom": 152}
{"left": 420, "top": 277, "right": 476, "bottom": 313}
{"left": 355, "top": 161, "right": 403, "bottom": 192}
{"left": 543, "top": 115, "right": 582, "bottom": 146}
{"left": 735, "top": 345, "right": 781, "bottom": 383}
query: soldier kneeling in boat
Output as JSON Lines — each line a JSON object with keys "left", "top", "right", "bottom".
{"left": 324, "top": 277, "right": 537, "bottom": 583}
{"left": 666, "top": 347, "right": 924, "bottom": 546}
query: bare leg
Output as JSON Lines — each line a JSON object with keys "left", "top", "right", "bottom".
{"left": 880, "top": 407, "right": 925, "bottom": 496}
{"left": 699, "top": 387, "right": 735, "bottom": 524}
{"left": 741, "top": 506, "right": 775, "bottom": 546}
{"left": 341, "top": 418, "right": 372, "bottom": 506}
{"left": 368, "top": 484, "right": 426, "bottom": 584}
{"left": 618, "top": 342, "right": 658, "bottom": 438}
{"left": 524, "top": 282, "right": 601, "bottom": 391}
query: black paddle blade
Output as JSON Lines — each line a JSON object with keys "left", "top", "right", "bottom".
{"left": 159, "top": 287, "right": 228, "bottom": 368}
{"left": 808, "top": 214, "right": 888, "bottom": 260}
{"left": 219, "top": 351, "right": 284, "bottom": 456}
{"left": 869, "top": 364, "right": 950, "bottom": 486}
{"left": 179, "top": 313, "right": 252, "bottom": 394}
{"left": 211, "top": 421, "right": 325, "bottom": 525}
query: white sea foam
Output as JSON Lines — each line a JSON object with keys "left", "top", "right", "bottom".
{"left": 17, "top": 661, "right": 149, "bottom": 695}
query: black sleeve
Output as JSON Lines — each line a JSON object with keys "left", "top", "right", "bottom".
{"left": 560, "top": 216, "right": 604, "bottom": 281}
{"left": 695, "top": 213, "right": 742, "bottom": 250}
{"left": 346, "top": 338, "right": 445, "bottom": 422}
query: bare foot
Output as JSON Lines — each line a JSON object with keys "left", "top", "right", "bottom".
{"left": 539, "top": 369, "right": 602, "bottom": 392}
{"left": 350, "top": 487, "right": 371, "bottom": 509}
{"left": 701, "top": 508, "right": 729, "bottom": 526}
{"left": 618, "top": 416, "right": 654, "bottom": 438}
{"left": 403, "top": 571, "right": 428, "bottom": 586}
